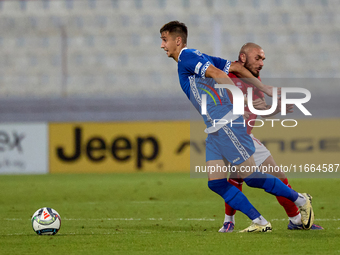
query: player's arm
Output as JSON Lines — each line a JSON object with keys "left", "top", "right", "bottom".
{"left": 229, "top": 62, "right": 273, "bottom": 97}
{"left": 205, "top": 64, "right": 235, "bottom": 84}
{"left": 258, "top": 97, "right": 294, "bottom": 117}
{"left": 252, "top": 97, "right": 267, "bottom": 110}
{"left": 205, "top": 65, "right": 248, "bottom": 105}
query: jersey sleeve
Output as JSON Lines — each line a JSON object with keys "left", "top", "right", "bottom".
{"left": 179, "top": 50, "right": 212, "bottom": 78}
{"left": 207, "top": 55, "right": 231, "bottom": 74}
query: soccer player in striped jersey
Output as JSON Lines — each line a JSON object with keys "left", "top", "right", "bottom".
{"left": 160, "top": 21, "right": 315, "bottom": 232}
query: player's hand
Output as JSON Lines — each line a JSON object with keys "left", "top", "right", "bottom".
{"left": 276, "top": 98, "right": 294, "bottom": 114}
{"left": 243, "top": 111, "right": 251, "bottom": 121}
{"left": 252, "top": 98, "right": 267, "bottom": 110}
{"left": 286, "top": 104, "right": 294, "bottom": 113}
{"left": 277, "top": 87, "right": 282, "bottom": 96}
{"left": 263, "top": 84, "right": 273, "bottom": 97}
{"left": 263, "top": 85, "right": 281, "bottom": 97}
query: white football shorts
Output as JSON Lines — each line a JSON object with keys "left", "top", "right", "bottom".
{"left": 250, "top": 134, "right": 271, "bottom": 167}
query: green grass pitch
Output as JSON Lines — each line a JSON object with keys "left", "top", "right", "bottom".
{"left": 0, "top": 173, "right": 339, "bottom": 255}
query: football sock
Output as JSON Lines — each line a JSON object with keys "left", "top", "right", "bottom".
{"left": 275, "top": 178, "right": 300, "bottom": 217}
{"left": 224, "top": 177, "right": 243, "bottom": 217}
{"left": 228, "top": 176, "right": 244, "bottom": 189}
{"left": 289, "top": 213, "right": 302, "bottom": 225}
{"left": 252, "top": 216, "right": 268, "bottom": 225}
{"left": 293, "top": 193, "right": 307, "bottom": 207}
{"left": 208, "top": 179, "right": 261, "bottom": 220}
{"left": 244, "top": 172, "right": 299, "bottom": 202}
{"left": 224, "top": 214, "right": 235, "bottom": 224}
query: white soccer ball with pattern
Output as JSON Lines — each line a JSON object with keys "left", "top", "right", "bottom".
{"left": 31, "top": 207, "right": 61, "bottom": 235}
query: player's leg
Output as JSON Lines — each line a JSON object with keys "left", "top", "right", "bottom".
{"left": 250, "top": 137, "right": 302, "bottom": 226}
{"left": 207, "top": 159, "right": 271, "bottom": 233}
{"left": 261, "top": 155, "right": 300, "bottom": 224}
{"left": 223, "top": 134, "right": 267, "bottom": 227}
{"left": 210, "top": 120, "right": 272, "bottom": 232}
{"left": 206, "top": 135, "right": 271, "bottom": 233}
{"left": 210, "top": 116, "right": 309, "bottom": 230}
{"left": 223, "top": 134, "right": 271, "bottom": 225}
{"left": 221, "top": 133, "right": 290, "bottom": 230}
{"left": 208, "top": 161, "right": 241, "bottom": 232}
{"left": 221, "top": 170, "right": 242, "bottom": 230}
{"left": 251, "top": 134, "right": 322, "bottom": 230}
{"left": 206, "top": 159, "right": 262, "bottom": 219}
{"left": 225, "top": 156, "right": 321, "bottom": 230}
{"left": 225, "top": 132, "right": 317, "bottom": 230}
{"left": 206, "top": 133, "right": 238, "bottom": 233}
{"left": 236, "top": 164, "right": 314, "bottom": 230}
{"left": 261, "top": 155, "right": 323, "bottom": 230}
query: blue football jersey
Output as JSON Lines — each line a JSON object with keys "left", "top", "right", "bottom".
{"left": 177, "top": 48, "right": 233, "bottom": 128}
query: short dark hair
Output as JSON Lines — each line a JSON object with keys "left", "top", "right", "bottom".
{"left": 160, "top": 21, "right": 188, "bottom": 45}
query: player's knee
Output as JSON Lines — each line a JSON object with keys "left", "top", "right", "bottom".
{"left": 243, "top": 171, "right": 267, "bottom": 188}
{"left": 263, "top": 177, "right": 276, "bottom": 193}
{"left": 208, "top": 179, "right": 243, "bottom": 205}
{"left": 244, "top": 172, "right": 276, "bottom": 192}
{"left": 208, "top": 178, "right": 231, "bottom": 196}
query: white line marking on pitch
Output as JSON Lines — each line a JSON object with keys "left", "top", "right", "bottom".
{"left": 61, "top": 218, "right": 216, "bottom": 221}
{"left": 61, "top": 218, "right": 340, "bottom": 222}
{"left": 2, "top": 218, "right": 340, "bottom": 222}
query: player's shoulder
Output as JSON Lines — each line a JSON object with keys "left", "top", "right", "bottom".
{"left": 179, "top": 48, "right": 203, "bottom": 60}
{"left": 178, "top": 48, "right": 209, "bottom": 71}
{"left": 228, "top": 72, "right": 238, "bottom": 78}
{"left": 227, "top": 61, "right": 238, "bottom": 77}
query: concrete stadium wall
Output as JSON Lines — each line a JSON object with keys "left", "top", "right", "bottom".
{"left": 0, "top": 0, "right": 339, "bottom": 122}
{"left": 0, "top": 0, "right": 339, "bottom": 100}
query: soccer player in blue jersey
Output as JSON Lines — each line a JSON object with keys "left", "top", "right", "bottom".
{"left": 160, "top": 21, "right": 315, "bottom": 232}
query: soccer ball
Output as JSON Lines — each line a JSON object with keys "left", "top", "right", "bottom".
{"left": 31, "top": 207, "right": 61, "bottom": 235}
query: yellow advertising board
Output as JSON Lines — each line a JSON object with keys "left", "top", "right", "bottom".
{"left": 49, "top": 119, "right": 340, "bottom": 175}
{"left": 253, "top": 118, "right": 340, "bottom": 166}
{"left": 190, "top": 118, "right": 340, "bottom": 177}
{"left": 49, "top": 121, "right": 190, "bottom": 173}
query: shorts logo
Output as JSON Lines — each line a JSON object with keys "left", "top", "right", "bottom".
{"left": 233, "top": 157, "right": 240, "bottom": 163}
{"left": 195, "top": 62, "right": 202, "bottom": 74}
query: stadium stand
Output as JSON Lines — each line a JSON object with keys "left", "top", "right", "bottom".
{"left": 0, "top": 0, "right": 339, "bottom": 121}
